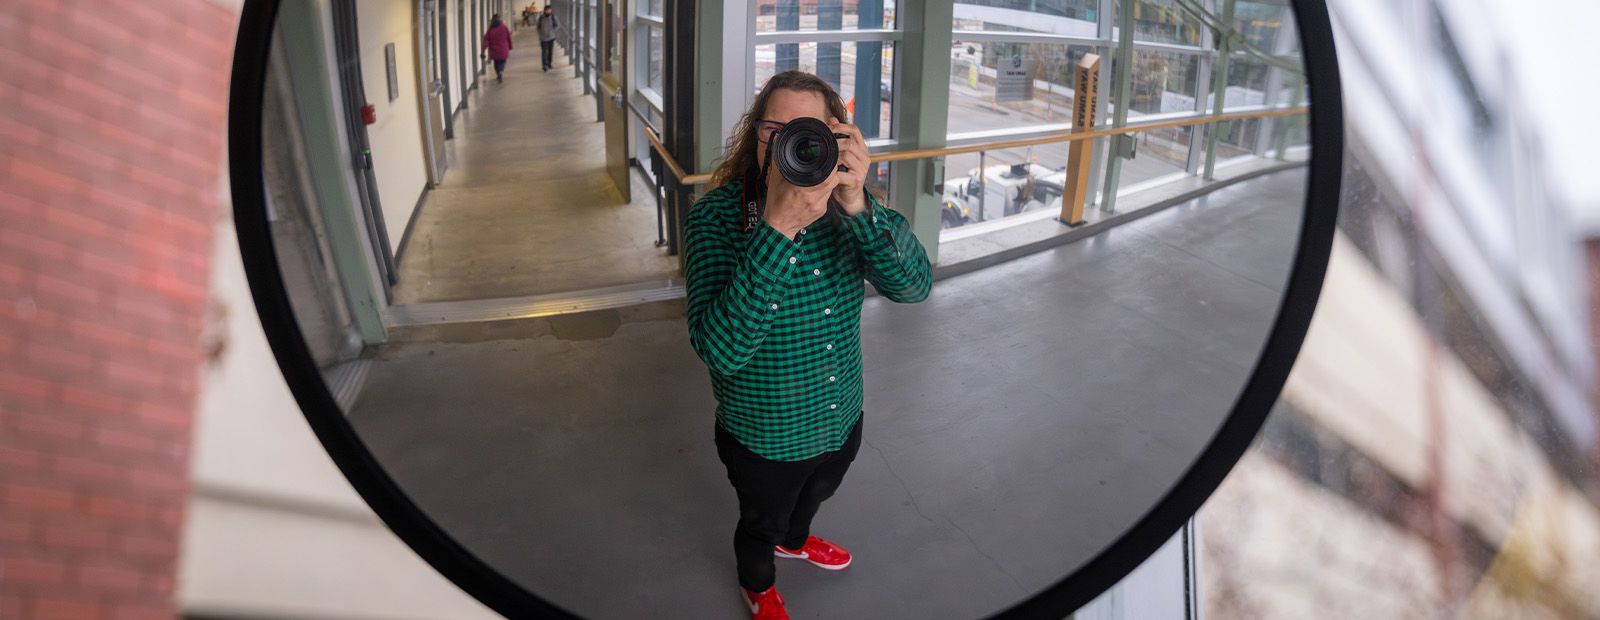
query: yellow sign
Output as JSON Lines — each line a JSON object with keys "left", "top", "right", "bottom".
{"left": 1062, "top": 53, "right": 1100, "bottom": 225}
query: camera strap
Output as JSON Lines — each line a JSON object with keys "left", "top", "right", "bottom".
{"left": 741, "top": 140, "right": 776, "bottom": 234}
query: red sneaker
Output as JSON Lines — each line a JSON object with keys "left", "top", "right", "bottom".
{"left": 741, "top": 586, "right": 790, "bottom": 620}
{"left": 774, "top": 536, "right": 852, "bottom": 570}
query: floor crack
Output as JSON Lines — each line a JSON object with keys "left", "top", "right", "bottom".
{"left": 864, "top": 438, "right": 937, "bottom": 527}
{"left": 947, "top": 517, "right": 1027, "bottom": 593}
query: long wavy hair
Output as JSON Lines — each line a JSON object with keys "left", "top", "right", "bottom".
{"left": 709, "top": 71, "right": 853, "bottom": 190}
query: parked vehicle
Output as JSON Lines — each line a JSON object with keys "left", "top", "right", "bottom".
{"left": 942, "top": 163, "right": 1065, "bottom": 227}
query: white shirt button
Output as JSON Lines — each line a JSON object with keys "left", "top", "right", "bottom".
{"left": 823, "top": 308, "right": 831, "bottom": 315}
{"left": 825, "top": 344, "right": 833, "bottom": 350}
{"left": 789, "top": 257, "right": 797, "bottom": 264}
{"left": 829, "top": 376, "right": 836, "bottom": 382}
{"left": 813, "top": 269, "right": 821, "bottom": 275}
{"left": 830, "top": 404, "right": 838, "bottom": 410}
{"left": 770, "top": 304, "right": 778, "bottom": 310}
{"left": 799, "top": 228, "right": 807, "bottom": 235}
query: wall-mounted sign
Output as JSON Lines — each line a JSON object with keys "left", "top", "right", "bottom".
{"left": 995, "top": 54, "right": 1034, "bottom": 103}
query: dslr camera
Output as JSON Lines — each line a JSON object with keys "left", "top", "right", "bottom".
{"left": 766, "top": 117, "right": 852, "bottom": 187}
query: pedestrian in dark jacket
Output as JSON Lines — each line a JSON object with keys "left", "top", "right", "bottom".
{"left": 537, "top": 6, "right": 563, "bottom": 72}
{"left": 481, "top": 15, "right": 513, "bottom": 83}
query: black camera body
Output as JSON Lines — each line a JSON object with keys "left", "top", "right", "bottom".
{"left": 768, "top": 117, "right": 851, "bottom": 188}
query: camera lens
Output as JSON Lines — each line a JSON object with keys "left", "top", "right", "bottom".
{"left": 771, "top": 117, "right": 839, "bottom": 187}
{"left": 795, "top": 138, "right": 821, "bottom": 165}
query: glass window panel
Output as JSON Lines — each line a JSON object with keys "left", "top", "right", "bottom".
{"left": 1119, "top": 0, "right": 1205, "bottom": 47}
{"left": 753, "top": 41, "right": 896, "bottom": 139}
{"left": 946, "top": 42, "right": 1096, "bottom": 135}
{"left": 1129, "top": 49, "right": 1202, "bottom": 115}
{"left": 647, "top": 0, "right": 663, "bottom": 17}
{"left": 953, "top": 0, "right": 1101, "bottom": 35}
{"left": 1224, "top": 56, "right": 1271, "bottom": 107}
{"left": 755, "top": 0, "right": 898, "bottom": 33}
{"left": 1232, "top": 1, "right": 1287, "bottom": 51}
{"left": 647, "top": 25, "right": 663, "bottom": 93}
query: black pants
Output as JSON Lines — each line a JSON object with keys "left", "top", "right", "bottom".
{"left": 540, "top": 40, "right": 555, "bottom": 69}
{"left": 715, "top": 419, "right": 862, "bottom": 593}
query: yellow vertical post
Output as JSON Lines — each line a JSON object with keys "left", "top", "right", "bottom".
{"left": 1061, "top": 53, "right": 1100, "bottom": 226}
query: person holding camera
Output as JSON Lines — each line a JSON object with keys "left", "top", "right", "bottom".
{"left": 684, "top": 70, "right": 932, "bottom": 620}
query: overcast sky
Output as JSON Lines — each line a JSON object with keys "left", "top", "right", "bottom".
{"left": 1483, "top": 0, "right": 1600, "bottom": 215}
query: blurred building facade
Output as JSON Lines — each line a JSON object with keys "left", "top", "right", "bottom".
{"left": 1198, "top": 0, "right": 1600, "bottom": 617}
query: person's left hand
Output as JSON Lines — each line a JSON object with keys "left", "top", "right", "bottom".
{"left": 827, "top": 117, "right": 870, "bottom": 216}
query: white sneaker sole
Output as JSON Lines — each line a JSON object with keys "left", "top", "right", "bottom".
{"left": 774, "top": 549, "right": 851, "bottom": 570}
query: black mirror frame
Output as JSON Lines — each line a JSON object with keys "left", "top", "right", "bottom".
{"left": 226, "top": 0, "right": 1341, "bottom": 616}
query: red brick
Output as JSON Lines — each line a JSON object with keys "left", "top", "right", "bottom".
{"left": 140, "top": 571, "right": 175, "bottom": 596}
{"left": 130, "top": 402, "right": 192, "bottom": 431}
{"left": 109, "top": 602, "right": 175, "bottom": 620}
{"left": 9, "top": 412, "right": 87, "bottom": 446}
{"left": 82, "top": 497, "right": 147, "bottom": 521}
{"left": 64, "top": 318, "right": 144, "bottom": 351}
{"left": 75, "top": 250, "right": 144, "bottom": 285}
{"left": 0, "top": 261, "right": 27, "bottom": 288}
{"left": 49, "top": 454, "right": 121, "bottom": 484}
{"left": 8, "top": 157, "right": 89, "bottom": 199}
{"left": 32, "top": 274, "right": 105, "bottom": 308}
{"left": 0, "top": 596, "right": 21, "bottom": 620}
{"left": 89, "top": 426, "right": 161, "bottom": 457}
{"left": 103, "top": 362, "right": 168, "bottom": 393}
{"left": 0, "top": 369, "right": 54, "bottom": 402}
{"left": 0, "top": 446, "right": 46, "bottom": 472}
{"left": 115, "top": 534, "right": 177, "bottom": 561}
{"left": 23, "top": 344, "right": 97, "bottom": 380}
{"left": 57, "top": 385, "right": 127, "bottom": 416}
{"left": 0, "top": 557, "right": 68, "bottom": 586}
{"left": 0, "top": 227, "right": 76, "bottom": 263}
{"left": 125, "top": 468, "right": 186, "bottom": 495}
{"left": 1, "top": 484, "right": 76, "bottom": 513}
{"left": 31, "top": 598, "right": 100, "bottom": 620}
{"left": 74, "top": 565, "right": 142, "bottom": 592}
{"left": 0, "top": 517, "right": 32, "bottom": 544}
{"left": 0, "top": 116, "right": 51, "bottom": 150}
{"left": 41, "top": 207, "right": 121, "bottom": 244}
{"left": 41, "top": 524, "right": 112, "bottom": 552}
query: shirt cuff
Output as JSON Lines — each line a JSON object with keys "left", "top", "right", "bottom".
{"left": 745, "top": 221, "right": 801, "bottom": 283}
{"left": 840, "top": 190, "right": 892, "bottom": 246}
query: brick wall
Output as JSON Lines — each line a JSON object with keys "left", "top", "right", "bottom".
{"left": 0, "top": 2, "right": 236, "bottom": 618}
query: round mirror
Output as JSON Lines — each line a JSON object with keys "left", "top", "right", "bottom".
{"left": 227, "top": 0, "right": 1341, "bottom": 617}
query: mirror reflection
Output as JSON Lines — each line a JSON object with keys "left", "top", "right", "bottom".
{"left": 256, "top": 0, "right": 1310, "bottom": 617}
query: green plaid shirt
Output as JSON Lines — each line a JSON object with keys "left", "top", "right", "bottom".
{"left": 685, "top": 180, "right": 932, "bottom": 461}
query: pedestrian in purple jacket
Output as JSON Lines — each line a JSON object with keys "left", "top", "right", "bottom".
{"left": 481, "top": 15, "right": 513, "bottom": 83}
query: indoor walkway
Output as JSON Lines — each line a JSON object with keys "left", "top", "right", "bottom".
{"left": 391, "top": 27, "right": 671, "bottom": 305}
{"left": 348, "top": 168, "right": 1306, "bottom": 619}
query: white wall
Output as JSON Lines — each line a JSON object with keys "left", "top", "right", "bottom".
{"left": 178, "top": 186, "right": 498, "bottom": 619}
{"left": 446, "top": 0, "right": 465, "bottom": 116}
{"left": 357, "top": 0, "right": 430, "bottom": 247}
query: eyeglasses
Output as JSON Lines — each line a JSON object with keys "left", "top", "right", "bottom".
{"left": 756, "top": 120, "right": 787, "bottom": 144}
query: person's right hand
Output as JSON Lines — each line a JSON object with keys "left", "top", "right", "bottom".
{"left": 762, "top": 168, "right": 838, "bottom": 241}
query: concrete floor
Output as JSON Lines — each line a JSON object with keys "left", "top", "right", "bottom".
{"left": 390, "top": 29, "right": 674, "bottom": 305}
{"left": 345, "top": 168, "right": 1307, "bottom": 620}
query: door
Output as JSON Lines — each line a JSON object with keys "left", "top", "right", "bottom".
{"left": 419, "top": 0, "right": 448, "bottom": 185}
{"left": 330, "top": 0, "right": 398, "bottom": 292}
{"left": 600, "top": 0, "right": 630, "bottom": 203}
